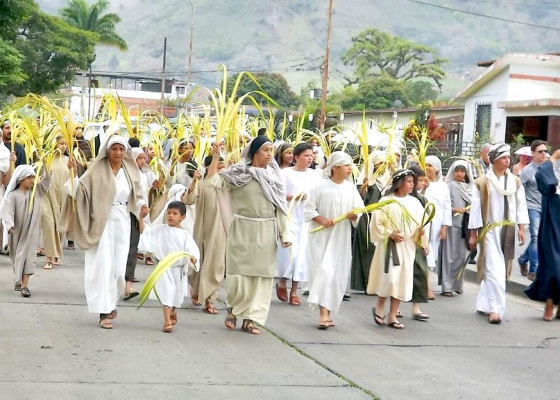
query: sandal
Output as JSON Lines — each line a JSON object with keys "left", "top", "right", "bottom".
{"left": 20, "top": 287, "right": 31, "bottom": 297}
{"left": 372, "top": 306, "right": 385, "bottom": 326}
{"left": 276, "top": 285, "right": 288, "bottom": 302}
{"left": 488, "top": 313, "right": 502, "bottom": 324}
{"left": 163, "top": 323, "right": 173, "bottom": 333}
{"left": 241, "top": 319, "right": 261, "bottom": 335}
{"left": 43, "top": 262, "right": 53, "bottom": 270}
{"left": 413, "top": 312, "right": 430, "bottom": 321}
{"left": 317, "top": 321, "right": 330, "bottom": 330}
{"left": 203, "top": 305, "right": 219, "bottom": 315}
{"left": 65, "top": 242, "right": 75, "bottom": 250}
{"left": 14, "top": 283, "right": 21, "bottom": 291}
{"left": 171, "top": 313, "right": 178, "bottom": 325}
{"left": 441, "top": 292, "right": 454, "bottom": 297}
{"left": 388, "top": 321, "right": 405, "bottom": 329}
{"left": 191, "top": 295, "right": 202, "bottom": 306}
{"left": 123, "top": 289, "right": 139, "bottom": 301}
{"left": 52, "top": 258, "right": 62, "bottom": 266}
{"left": 327, "top": 319, "right": 336, "bottom": 327}
{"left": 396, "top": 310, "right": 403, "bottom": 318}
{"left": 224, "top": 308, "right": 236, "bottom": 330}
{"left": 109, "top": 309, "right": 118, "bottom": 320}
{"left": 99, "top": 318, "right": 113, "bottom": 329}
{"left": 289, "top": 295, "right": 301, "bottom": 306}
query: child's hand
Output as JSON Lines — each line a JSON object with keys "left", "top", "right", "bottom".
{"left": 347, "top": 211, "right": 358, "bottom": 221}
{"left": 211, "top": 143, "right": 220, "bottom": 156}
{"left": 193, "top": 170, "right": 202, "bottom": 181}
{"left": 190, "top": 256, "right": 197, "bottom": 264}
{"left": 67, "top": 157, "right": 77, "bottom": 171}
{"left": 139, "top": 204, "right": 149, "bottom": 218}
{"left": 9, "top": 152, "right": 16, "bottom": 163}
{"left": 314, "top": 216, "right": 334, "bottom": 228}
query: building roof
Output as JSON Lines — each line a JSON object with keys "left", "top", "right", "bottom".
{"left": 342, "top": 105, "right": 464, "bottom": 116}
{"left": 497, "top": 98, "right": 560, "bottom": 109}
{"left": 454, "top": 53, "right": 560, "bottom": 102}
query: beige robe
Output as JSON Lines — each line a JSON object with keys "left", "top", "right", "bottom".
{"left": 211, "top": 176, "right": 293, "bottom": 324}
{"left": 41, "top": 156, "right": 70, "bottom": 259}
{"left": 189, "top": 179, "right": 232, "bottom": 304}
{"left": 2, "top": 175, "right": 51, "bottom": 283}
{"left": 367, "top": 194, "right": 428, "bottom": 302}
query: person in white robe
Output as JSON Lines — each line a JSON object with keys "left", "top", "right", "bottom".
{"left": 61, "top": 135, "right": 144, "bottom": 329}
{"left": 468, "top": 143, "right": 529, "bottom": 324}
{"left": 140, "top": 201, "right": 200, "bottom": 332}
{"left": 368, "top": 169, "right": 429, "bottom": 329}
{"left": 424, "top": 155, "right": 452, "bottom": 299}
{"left": 305, "top": 151, "right": 364, "bottom": 329}
{"left": 0, "top": 142, "right": 16, "bottom": 252}
{"left": 1, "top": 165, "right": 51, "bottom": 296}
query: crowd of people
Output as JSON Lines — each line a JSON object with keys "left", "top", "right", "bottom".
{"left": 1, "top": 116, "right": 559, "bottom": 333}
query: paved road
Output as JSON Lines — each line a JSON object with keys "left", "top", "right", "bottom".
{"left": 0, "top": 246, "right": 557, "bottom": 400}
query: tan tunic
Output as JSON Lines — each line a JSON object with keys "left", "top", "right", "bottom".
{"left": 41, "top": 156, "right": 70, "bottom": 259}
{"left": 2, "top": 175, "right": 51, "bottom": 282}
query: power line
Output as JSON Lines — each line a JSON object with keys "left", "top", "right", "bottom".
{"left": 405, "top": 0, "right": 560, "bottom": 32}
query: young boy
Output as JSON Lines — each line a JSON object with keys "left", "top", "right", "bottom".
{"left": 304, "top": 152, "right": 364, "bottom": 329}
{"left": 140, "top": 201, "right": 200, "bottom": 332}
{"left": 1, "top": 165, "right": 51, "bottom": 297}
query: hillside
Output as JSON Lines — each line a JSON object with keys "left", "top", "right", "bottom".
{"left": 38, "top": 0, "right": 560, "bottom": 98}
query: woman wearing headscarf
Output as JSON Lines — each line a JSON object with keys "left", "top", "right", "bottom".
{"left": 41, "top": 135, "right": 76, "bottom": 269}
{"left": 61, "top": 135, "right": 144, "bottom": 329}
{"left": 424, "top": 155, "right": 452, "bottom": 298}
{"left": 206, "top": 136, "right": 293, "bottom": 335}
{"left": 525, "top": 149, "right": 560, "bottom": 321}
{"left": 367, "top": 169, "right": 428, "bottom": 329}
{"left": 351, "top": 150, "right": 391, "bottom": 292}
{"left": 1, "top": 165, "right": 51, "bottom": 296}
{"left": 305, "top": 151, "right": 364, "bottom": 329}
{"left": 439, "top": 160, "right": 473, "bottom": 296}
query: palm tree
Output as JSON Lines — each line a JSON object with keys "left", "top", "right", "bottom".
{"left": 61, "top": 0, "right": 127, "bottom": 51}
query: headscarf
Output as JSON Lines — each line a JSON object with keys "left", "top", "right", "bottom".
{"left": 322, "top": 151, "right": 353, "bottom": 179}
{"left": 384, "top": 169, "right": 415, "bottom": 196}
{"left": 152, "top": 184, "right": 188, "bottom": 226}
{"left": 131, "top": 147, "right": 145, "bottom": 161}
{"left": 273, "top": 141, "right": 293, "bottom": 167}
{"left": 425, "top": 155, "right": 443, "bottom": 181}
{"left": 0, "top": 165, "right": 35, "bottom": 211}
{"left": 357, "top": 150, "right": 390, "bottom": 190}
{"left": 489, "top": 143, "right": 510, "bottom": 164}
{"left": 219, "top": 137, "right": 288, "bottom": 214}
{"left": 446, "top": 160, "right": 473, "bottom": 206}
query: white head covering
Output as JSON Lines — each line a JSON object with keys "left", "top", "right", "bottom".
{"left": 152, "top": 184, "right": 188, "bottom": 226}
{"left": 0, "top": 165, "right": 35, "bottom": 211}
{"left": 489, "top": 143, "right": 511, "bottom": 164}
{"left": 322, "top": 151, "right": 353, "bottom": 179}
{"left": 105, "top": 135, "right": 129, "bottom": 153}
{"left": 445, "top": 160, "right": 473, "bottom": 205}
{"left": 358, "top": 150, "right": 390, "bottom": 189}
{"left": 425, "top": 155, "right": 443, "bottom": 181}
{"left": 131, "top": 147, "right": 144, "bottom": 160}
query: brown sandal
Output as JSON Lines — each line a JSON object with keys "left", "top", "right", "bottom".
{"left": 224, "top": 308, "right": 236, "bottom": 330}
{"left": 203, "top": 305, "right": 218, "bottom": 315}
{"left": 163, "top": 323, "right": 173, "bottom": 332}
{"left": 99, "top": 319, "right": 113, "bottom": 329}
{"left": 241, "top": 319, "right": 261, "bottom": 335}
{"left": 276, "top": 285, "right": 288, "bottom": 302}
{"left": 289, "top": 295, "right": 301, "bottom": 306}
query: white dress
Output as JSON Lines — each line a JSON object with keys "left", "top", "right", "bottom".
{"left": 142, "top": 224, "right": 200, "bottom": 308}
{"left": 276, "top": 168, "right": 319, "bottom": 282}
{"left": 424, "top": 180, "right": 452, "bottom": 268}
{"left": 84, "top": 169, "right": 131, "bottom": 314}
{"left": 305, "top": 179, "right": 364, "bottom": 313}
{"left": 468, "top": 174, "right": 529, "bottom": 317}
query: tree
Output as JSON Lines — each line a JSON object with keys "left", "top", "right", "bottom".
{"left": 61, "top": 0, "right": 127, "bottom": 51}
{"left": 225, "top": 72, "right": 298, "bottom": 109}
{"left": 342, "top": 28, "right": 448, "bottom": 88}
{"left": 330, "top": 77, "right": 410, "bottom": 111}
{"left": 12, "top": 11, "right": 98, "bottom": 95}
{"left": 406, "top": 80, "right": 439, "bottom": 106}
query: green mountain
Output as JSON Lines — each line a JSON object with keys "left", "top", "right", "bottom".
{"left": 38, "top": 0, "right": 560, "bottom": 97}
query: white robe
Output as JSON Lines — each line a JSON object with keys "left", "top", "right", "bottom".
{"left": 142, "top": 224, "right": 200, "bottom": 308}
{"left": 468, "top": 174, "right": 529, "bottom": 317}
{"left": 305, "top": 179, "right": 364, "bottom": 313}
{"left": 276, "top": 168, "right": 319, "bottom": 282}
{"left": 367, "top": 194, "right": 427, "bottom": 301}
{"left": 84, "top": 169, "right": 131, "bottom": 314}
{"left": 424, "top": 180, "right": 452, "bottom": 268}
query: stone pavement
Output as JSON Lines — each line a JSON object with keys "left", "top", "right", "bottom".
{"left": 0, "top": 245, "right": 558, "bottom": 400}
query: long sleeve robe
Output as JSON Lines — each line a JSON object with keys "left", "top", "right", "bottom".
{"left": 305, "top": 178, "right": 364, "bottom": 313}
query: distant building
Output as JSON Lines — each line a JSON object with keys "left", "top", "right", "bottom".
{"left": 455, "top": 53, "right": 560, "bottom": 148}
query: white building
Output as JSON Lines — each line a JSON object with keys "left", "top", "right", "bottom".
{"left": 455, "top": 53, "right": 560, "bottom": 147}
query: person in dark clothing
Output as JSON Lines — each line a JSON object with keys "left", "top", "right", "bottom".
{"left": 2, "top": 121, "right": 26, "bottom": 167}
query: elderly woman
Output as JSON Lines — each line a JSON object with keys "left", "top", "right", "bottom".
{"left": 368, "top": 169, "right": 429, "bottom": 329}
{"left": 63, "top": 135, "right": 143, "bottom": 329}
{"left": 206, "top": 136, "right": 293, "bottom": 335}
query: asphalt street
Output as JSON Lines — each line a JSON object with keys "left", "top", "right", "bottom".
{"left": 0, "top": 243, "right": 557, "bottom": 400}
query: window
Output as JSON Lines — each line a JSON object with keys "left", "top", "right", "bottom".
{"left": 475, "top": 103, "right": 492, "bottom": 137}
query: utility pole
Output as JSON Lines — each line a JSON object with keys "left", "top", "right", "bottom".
{"left": 319, "top": 0, "right": 333, "bottom": 133}
{"left": 185, "top": 0, "right": 194, "bottom": 115}
{"left": 160, "top": 37, "right": 167, "bottom": 115}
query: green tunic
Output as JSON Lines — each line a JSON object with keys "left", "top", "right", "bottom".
{"left": 411, "top": 193, "right": 429, "bottom": 304}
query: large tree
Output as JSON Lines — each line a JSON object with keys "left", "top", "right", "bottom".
{"left": 225, "top": 72, "right": 298, "bottom": 109}
{"left": 61, "top": 0, "right": 127, "bottom": 51}
{"left": 342, "top": 28, "right": 448, "bottom": 88}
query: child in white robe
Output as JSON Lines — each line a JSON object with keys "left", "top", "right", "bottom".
{"left": 140, "top": 201, "right": 200, "bottom": 332}
{"left": 1, "top": 165, "right": 51, "bottom": 297}
{"left": 305, "top": 152, "right": 364, "bottom": 329}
